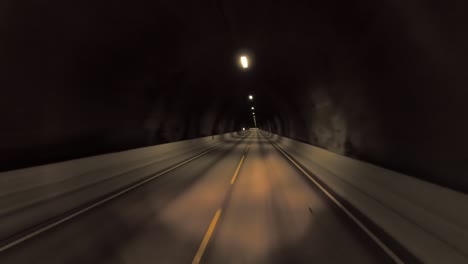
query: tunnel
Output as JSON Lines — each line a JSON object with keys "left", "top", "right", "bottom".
{"left": 1, "top": 0, "right": 468, "bottom": 263}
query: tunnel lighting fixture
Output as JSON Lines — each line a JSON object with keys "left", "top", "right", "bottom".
{"left": 240, "top": 56, "right": 249, "bottom": 68}
{"left": 243, "top": 127, "right": 245, "bottom": 131}
{"left": 251, "top": 106, "right": 254, "bottom": 110}
{"left": 248, "top": 95, "right": 253, "bottom": 100}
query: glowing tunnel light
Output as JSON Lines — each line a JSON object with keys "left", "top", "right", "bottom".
{"left": 240, "top": 56, "right": 249, "bottom": 68}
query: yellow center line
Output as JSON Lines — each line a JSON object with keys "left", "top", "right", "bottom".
{"left": 192, "top": 142, "right": 250, "bottom": 263}
{"left": 230, "top": 155, "right": 245, "bottom": 185}
{"left": 192, "top": 209, "right": 223, "bottom": 264}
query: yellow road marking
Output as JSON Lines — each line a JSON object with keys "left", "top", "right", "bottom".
{"left": 0, "top": 143, "right": 226, "bottom": 253}
{"left": 230, "top": 155, "right": 245, "bottom": 184}
{"left": 192, "top": 209, "right": 222, "bottom": 264}
{"left": 192, "top": 142, "right": 250, "bottom": 263}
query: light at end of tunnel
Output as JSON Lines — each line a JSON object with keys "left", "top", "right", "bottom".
{"left": 240, "top": 56, "right": 249, "bottom": 68}
{"left": 248, "top": 95, "right": 253, "bottom": 100}
{"left": 243, "top": 127, "right": 245, "bottom": 131}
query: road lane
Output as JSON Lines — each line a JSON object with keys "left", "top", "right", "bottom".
{"left": 0, "top": 131, "right": 392, "bottom": 263}
{"left": 0, "top": 134, "right": 252, "bottom": 264}
{"left": 202, "top": 133, "right": 391, "bottom": 264}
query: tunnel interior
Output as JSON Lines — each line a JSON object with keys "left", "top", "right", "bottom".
{"left": 2, "top": 0, "right": 468, "bottom": 192}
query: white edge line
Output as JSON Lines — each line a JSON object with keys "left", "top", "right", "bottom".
{"left": 0, "top": 143, "right": 224, "bottom": 253}
{"left": 267, "top": 138, "right": 404, "bottom": 264}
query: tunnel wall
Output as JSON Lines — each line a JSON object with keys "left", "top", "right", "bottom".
{"left": 262, "top": 71, "right": 468, "bottom": 193}
{"left": 0, "top": 0, "right": 250, "bottom": 172}
{"left": 262, "top": 131, "right": 468, "bottom": 263}
{"left": 3, "top": 0, "right": 468, "bottom": 194}
{"left": 0, "top": 132, "right": 245, "bottom": 242}
{"left": 0, "top": 92, "right": 242, "bottom": 172}
{"left": 257, "top": 0, "right": 468, "bottom": 194}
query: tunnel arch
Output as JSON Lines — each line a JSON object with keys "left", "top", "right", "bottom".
{"left": 2, "top": 0, "right": 468, "bottom": 193}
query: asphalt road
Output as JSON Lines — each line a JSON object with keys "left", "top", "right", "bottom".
{"left": 0, "top": 132, "right": 392, "bottom": 263}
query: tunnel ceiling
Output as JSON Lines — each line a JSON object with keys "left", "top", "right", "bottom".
{"left": 2, "top": 0, "right": 468, "bottom": 192}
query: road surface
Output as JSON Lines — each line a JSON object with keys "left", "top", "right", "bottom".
{"left": 0, "top": 132, "right": 392, "bottom": 263}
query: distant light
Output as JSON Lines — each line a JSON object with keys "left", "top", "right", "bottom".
{"left": 240, "top": 56, "right": 249, "bottom": 68}
{"left": 243, "top": 127, "right": 245, "bottom": 131}
{"left": 251, "top": 107, "right": 254, "bottom": 110}
{"left": 252, "top": 112, "right": 255, "bottom": 115}
{"left": 248, "top": 95, "right": 253, "bottom": 100}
